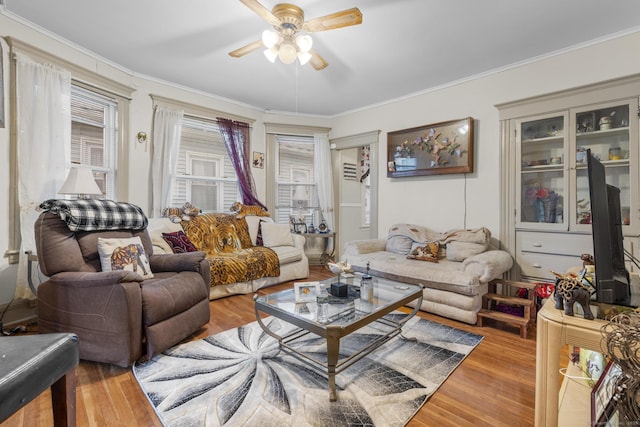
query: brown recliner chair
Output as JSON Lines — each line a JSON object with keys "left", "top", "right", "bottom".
{"left": 34, "top": 212, "right": 211, "bottom": 367}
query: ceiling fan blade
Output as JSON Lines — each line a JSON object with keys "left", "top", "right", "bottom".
{"left": 303, "top": 7, "right": 362, "bottom": 32}
{"left": 239, "top": 0, "right": 281, "bottom": 27}
{"left": 309, "top": 50, "right": 328, "bottom": 71}
{"left": 229, "top": 39, "right": 264, "bottom": 58}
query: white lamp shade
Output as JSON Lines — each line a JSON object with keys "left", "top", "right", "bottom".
{"left": 295, "top": 34, "right": 313, "bottom": 53}
{"left": 297, "top": 51, "right": 312, "bottom": 65}
{"left": 59, "top": 167, "right": 102, "bottom": 197}
{"left": 264, "top": 47, "right": 278, "bottom": 63}
{"left": 278, "top": 42, "right": 297, "bottom": 64}
{"left": 262, "top": 30, "right": 279, "bottom": 48}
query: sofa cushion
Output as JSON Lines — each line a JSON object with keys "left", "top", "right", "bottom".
{"left": 141, "top": 271, "right": 209, "bottom": 325}
{"left": 446, "top": 241, "right": 487, "bottom": 262}
{"left": 269, "top": 245, "right": 303, "bottom": 264}
{"left": 244, "top": 215, "right": 273, "bottom": 246}
{"left": 147, "top": 218, "right": 183, "bottom": 254}
{"left": 386, "top": 223, "right": 443, "bottom": 255}
{"left": 162, "top": 230, "right": 197, "bottom": 253}
{"left": 98, "top": 236, "right": 154, "bottom": 279}
{"left": 261, "top": 223, "right": 294, "bottom": 247}
{"left": 386, "top": 236, "right": 413, "bottom": 254}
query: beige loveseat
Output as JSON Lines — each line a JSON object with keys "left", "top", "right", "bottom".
{"left": 149, "top": 214, "right": 309, "bottom": 299}
{"left": 342, "top": 224, "right": 513, "bottom": 324}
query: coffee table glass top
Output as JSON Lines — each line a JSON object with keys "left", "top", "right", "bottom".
{"left": 254, "top": 273, "right": 422, "bottom": 327}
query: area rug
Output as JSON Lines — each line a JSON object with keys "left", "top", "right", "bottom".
{"left": 133, "top": 312, "right": 482, "bottom": 427}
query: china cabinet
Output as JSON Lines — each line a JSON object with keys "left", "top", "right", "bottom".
{"left": 498, "top": 75, "right": 640, "bottom": 283}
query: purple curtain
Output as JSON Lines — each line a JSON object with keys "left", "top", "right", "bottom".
{"left": 217, "top": 117, "right": 267, "bottom": 210}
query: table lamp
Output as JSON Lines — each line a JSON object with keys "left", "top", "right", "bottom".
{"left": 58, "top": 166, "right": 102, "bottom": 199}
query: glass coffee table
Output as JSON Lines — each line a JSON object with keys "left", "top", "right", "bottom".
{"left": 253, "top": 273, "right": 423, "bottom": 401}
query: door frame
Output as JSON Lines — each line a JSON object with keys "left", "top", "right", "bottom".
{"left": 330, "top": 131, "right": 380, "bottom": 259}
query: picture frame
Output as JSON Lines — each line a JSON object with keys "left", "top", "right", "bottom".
{"left": 252, "top": 151, "right": 264, "bottom": 168}
{"left": 576, "top": 111, "right": 597, "bottom": 134}
{"left": 294, "top": 281, "right": 321, "bottom": 302}
{"left": 591, "top": 360, "right": 622, "bottom": 425}
{"left": 387, "top": 117, "right": 474, "bottom": 178}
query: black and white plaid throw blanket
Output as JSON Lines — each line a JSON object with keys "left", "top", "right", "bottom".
{"left": 40, "top": 199, "right": 148, "bottom": 232}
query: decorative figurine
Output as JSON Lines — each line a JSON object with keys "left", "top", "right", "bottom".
{"left": 551, "top": 270, "right": 595, "bottom": 320}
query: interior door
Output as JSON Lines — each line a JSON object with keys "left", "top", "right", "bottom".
{"left": 334, "top": 146, "right": 376, "bottom": 260}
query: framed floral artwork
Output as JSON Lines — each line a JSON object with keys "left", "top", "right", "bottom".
{"left": 253, "top": 151, "right": 264, "bottom": 168}
{"left": 387, "top": 117, "right": 474, "bottom": 177}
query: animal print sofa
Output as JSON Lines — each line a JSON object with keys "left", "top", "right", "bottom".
{"left": 149, "top": 213, "right": 309, "bottom": 299}
{"left": 342, "top": 223, "right": 513, "bottom": 324}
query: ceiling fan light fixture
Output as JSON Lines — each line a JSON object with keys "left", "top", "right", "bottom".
{"left": 264, "top": 47, "right": 278, "bottom": 63}
{"left": 297, "top": 51, "right": 312, "bottom": 65}
{"left": 295, "top": 34, "right": 313, "bottom": 53}
{"left": 278, "top": 42, "right": 297, "bottom": 64}
{"left": 261, "top": 30, "right": 279, "bottom": 48}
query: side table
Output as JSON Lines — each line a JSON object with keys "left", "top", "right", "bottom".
{"left": 300, "top": 232, "right": 335, "bottom": 265}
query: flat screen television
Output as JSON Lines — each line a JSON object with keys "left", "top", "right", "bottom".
{"left": 586, "top": 149, "right": 634, "bottom": 306}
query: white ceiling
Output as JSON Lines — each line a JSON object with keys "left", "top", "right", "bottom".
{"left": 4, "top": 0, "right": 640, "bottom": 116}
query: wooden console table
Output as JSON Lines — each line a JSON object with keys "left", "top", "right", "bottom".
{"left": 535, "top": 297, "right": 607, "bottom": 426}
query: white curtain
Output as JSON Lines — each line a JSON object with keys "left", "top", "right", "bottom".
{"left": 151, "top": 106, "right": 183, "bottom": 217}
{"left": 313, "top": 133, "right": 335, "bottom": 232}
{"left": 15, "top": 54, "right": 71, "bottom": 299}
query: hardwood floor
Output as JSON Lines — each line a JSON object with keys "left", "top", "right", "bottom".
{"left": 1, "top": 267, "right": 537, "bottom": 426}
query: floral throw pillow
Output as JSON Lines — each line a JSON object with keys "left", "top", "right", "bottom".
{"left": 162, "top": 230, "right": 198, "bottom": 253}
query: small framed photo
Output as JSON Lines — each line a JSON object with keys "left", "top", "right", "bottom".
{"left": 253, "top": 151, "right": 264, "bottom": 168}
{"left": 591, "top": 360, "right": 622, "bottom": 425}
{"left": 294, "top": 281, "right": 320, "bottom": 302}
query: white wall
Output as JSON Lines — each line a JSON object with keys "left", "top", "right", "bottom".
{"left": 330, "top": 31, "right": 640, "bottom": 238}
{"left": 1, "top": 9, "right": 639, "bottom": 304}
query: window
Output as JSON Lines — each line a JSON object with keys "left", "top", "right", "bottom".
{"left": 172, "top": 117, "right": 239, "bottom": 212}
{"left": 70, "top": 85, "right": 117, "bottom": 198}
{"left": 275, "top": 135, "right": 319, "bottom": 225}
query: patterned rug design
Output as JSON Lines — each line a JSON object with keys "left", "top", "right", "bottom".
{"left": 133, "top": 313, "right": 482, "bottom": 426}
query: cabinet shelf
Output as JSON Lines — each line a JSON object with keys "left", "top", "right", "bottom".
{"left": 576, "top": 126, "right": 629, "bottom": 140}
{"left": 575, "top": 159, "right": 629, "bottom": 169}
{"left": 521, "top": 164, "right": 564, "bottom": 173}
{"left": 522, "top": 135, "right": 564, "bottom": 144}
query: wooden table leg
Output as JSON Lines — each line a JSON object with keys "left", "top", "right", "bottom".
{"left": 51, "top": 368, "right": 77, "bottom": 427}
{"left": 326, "top": 327, "right": 341, "bottom": 402}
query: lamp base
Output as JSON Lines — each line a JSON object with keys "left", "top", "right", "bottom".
{"left": 330, "top": 283, "right": 348, "bottom": 298}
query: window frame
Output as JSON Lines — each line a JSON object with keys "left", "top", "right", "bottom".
{"left": 273, "top": 135, "right": 318, "bottom": 225}
{"left": 70, "top": 84, "right": 118, "bottom": 199}
{"left": 182, "top": 150, "right": 225, "bottom": 212}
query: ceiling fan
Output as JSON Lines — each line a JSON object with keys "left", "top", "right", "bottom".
{"left": 229, "top": 0, "right": 363, "bottom": 70}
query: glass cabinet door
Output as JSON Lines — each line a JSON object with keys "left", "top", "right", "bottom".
{"left": 570, "top": 99, "right": 638, "bottom": 234}
{"left": 516, "top": 113, "right": 569, "bottom": 230}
